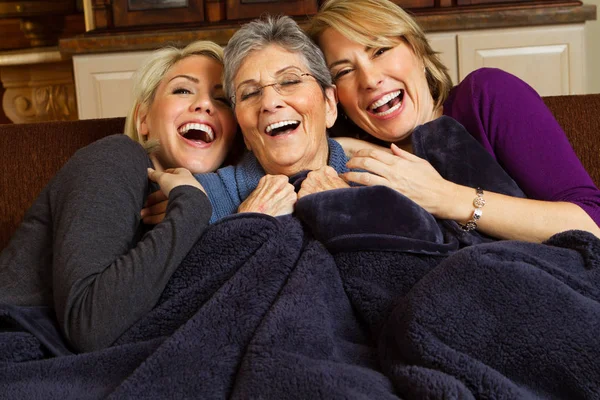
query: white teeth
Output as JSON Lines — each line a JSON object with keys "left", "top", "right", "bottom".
{"left": 373, "top": 100, "right": 402, "bottom": 116}
{"left": 265, "top": 120, "right": 298, "bottom": 134}
{"left": 369, "top": 90, "right": 402, "bottom": 111}
{"left": 178, "top": 122, "right": 214, "bottom": 141}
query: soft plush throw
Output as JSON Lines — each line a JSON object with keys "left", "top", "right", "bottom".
{"left": 1, "top": 117, "right": 598, "bottom": 399}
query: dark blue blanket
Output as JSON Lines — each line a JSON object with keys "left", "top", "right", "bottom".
{"left": 2, "top": 117, "right": 599, "bottom": 399}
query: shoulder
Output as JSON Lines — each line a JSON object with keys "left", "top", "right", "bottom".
{"left": 451, "top": 68, "right": 539, "bottom": 100}
{"left": 67, "top": 134, "right": 149, "bottom": 170}
{"left": 327, "top": 137, "right": 350, "bottom": 174}
{"left": 73, "top": 134, "right": 147, "bottom": 160}
{"left": 56, "top": 134, "right": 151, "bottom": 190}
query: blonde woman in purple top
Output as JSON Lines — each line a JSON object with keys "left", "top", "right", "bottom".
{"left": 308, "top": 0, "right": 600, "bottom": 243}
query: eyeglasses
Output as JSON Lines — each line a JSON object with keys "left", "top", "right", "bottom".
{"left": 231, "top": 72, "right": 316, "bottom": 108}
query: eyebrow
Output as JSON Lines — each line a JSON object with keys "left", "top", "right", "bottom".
{"left": 328, "top": 60, "right": 349, "bottom": 70}
{"left": 328, "top": 46, "right": 371, "bottom": 69}
{"left": 236, "top": 65, "right": 303, "bottom": 87}
{"left": 169, "top": 75, "right": 223, "bottom": 90}
{"left": 169, "top": 74, "right": 199, "bottom": 84}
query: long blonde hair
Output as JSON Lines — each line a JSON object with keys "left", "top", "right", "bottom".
{"left": 123, "top": 40, "right": 224, "bottom": 151}
{"left": 307, "top": 0, "right": 452, "bottom": 109}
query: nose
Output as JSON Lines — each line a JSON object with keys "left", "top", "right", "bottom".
{"left": 260, "top": 85, "right": 285, "bottom": 113}
{"left": 357, "top": 64, "right": 383, "bottom": 91}
{"left": 190, "top": 94, "right": 213, "bottom": 115}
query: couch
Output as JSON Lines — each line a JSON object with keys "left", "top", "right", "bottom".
{"left": 2, "top": 95, "right": 600, "bottom": 399}
{"left": 1, "top": 94, "right": 599, "bottom": 251}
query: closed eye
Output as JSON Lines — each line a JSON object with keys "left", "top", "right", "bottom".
{"left": 279, "top": 78, "right": 302, "bottom": 87}
{"left": 240, "top": 88, "right": 261, "bottom": 101}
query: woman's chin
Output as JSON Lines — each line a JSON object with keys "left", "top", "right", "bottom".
{"left": 183, "top": 159, "right": 220, "bottom": 175}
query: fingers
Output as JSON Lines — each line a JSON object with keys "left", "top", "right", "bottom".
{"left": 239, "top": 175, "right": 297, "bottom": 215}
{"left": 142, "top": 212, "right": 166, "bottom": 225}
{"left": 340, "top": 171, "right": 388, "bottom": 187}
{"left": 147, "top": 167, "right": 160, "bottom": 183}
{"left": 144, "top": 189, "right": 168, "bottom": 207}
{"left": 298, "top": 166, "right": 350, "bottom": 198}
{"left": 141, "top": 199, "right": 168, "bottom": 217}
{"left": 389, "top": 143, "right": 421, "bottom": 161}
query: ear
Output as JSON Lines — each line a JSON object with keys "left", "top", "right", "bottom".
{"left": 324, "top": 85, "right": 338, "bottom": 129}
{"left": 136, "top": 104, "right": 150, "bottom": 138}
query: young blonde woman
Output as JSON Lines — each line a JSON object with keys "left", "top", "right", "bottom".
{"left": 0, "top": 40, "right": 238, "bottom": 353}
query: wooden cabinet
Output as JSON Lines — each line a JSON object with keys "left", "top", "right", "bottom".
{"left": 226, "top": 0, "right": 318, "bottom": 21}
{"left": 111, "top": 0, "right": 206, "bottom": 28}
{"left": 457, "top": 24, "right": 585, "bottom": 96}
{"left": 72, "top": 23, "right": 588, "bottom": 119}
{"left": 88, "top": 0, "right": 319, "bottom": 30}
{"left": 427, "top": 32, "right": 458, "bottom": 84}
{"left": 73, "top": 50, "right": 152, "bottom": 119}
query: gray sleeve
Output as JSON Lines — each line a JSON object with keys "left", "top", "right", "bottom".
{"left": 49, "top": 135, "right": 211, "bottom": 352}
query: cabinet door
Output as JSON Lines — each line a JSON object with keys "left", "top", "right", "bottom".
{"left": 427, "top": 32, "right": 458, "bottom": 85}
{"left": 226, "top": 0, "right": 318, "bottom": 20}
{"left": 73, "top": 51, "right": 152, "bottom": 119}
{"left": 458, "top": 24, "right": 585, "bottom": 96}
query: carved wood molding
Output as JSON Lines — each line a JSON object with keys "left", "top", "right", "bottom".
{"left": 1, "top": 60, "right": 78, "bottom": 123}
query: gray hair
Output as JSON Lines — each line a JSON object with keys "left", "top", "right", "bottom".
{"left": 224, "top": 15, "right": 333, "bottom": 108}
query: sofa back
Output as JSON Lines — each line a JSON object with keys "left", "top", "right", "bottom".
{"left": 0, "top": 117, "right": 125, "bottom": 249}
{"left": 543, "top": 94, "right": 600, "bottom": 188}
{"left": 1, "top": 95, "right": 599, "bottom": 250}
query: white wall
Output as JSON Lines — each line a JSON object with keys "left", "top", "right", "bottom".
{"left": 587, "top": 0, "right": 600, "bottom": 93}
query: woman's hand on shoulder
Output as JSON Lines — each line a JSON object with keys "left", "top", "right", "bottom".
{"left": 238, "top": 174, "right": 297, "bottom": 217}
{"left": 342, "top": 143, "right": 455, "bottom": 217}
{"left": 298, "top": 166, "right": 350, "bottom": 199}
{"left": 142, "top": 167, "right": 206, "bottom": 224}
{"left": 332, "top": 137, "right": 391, "bottom": 158}
{"left": 147, "top": 167, "right": 205, "bottom": 197}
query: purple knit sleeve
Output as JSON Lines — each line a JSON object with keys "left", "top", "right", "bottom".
{"left": 444, "top": 68, "right": 600, "bottom": 226}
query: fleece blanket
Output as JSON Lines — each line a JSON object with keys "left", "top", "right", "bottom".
{"left": 1, "top": 117, "right": 599, "bottom": 399}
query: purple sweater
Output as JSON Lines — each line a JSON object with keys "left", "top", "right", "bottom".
{"left": 444, "top": 68, "right": 600, "bottom": 226}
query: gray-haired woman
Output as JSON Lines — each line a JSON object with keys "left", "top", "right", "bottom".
{"left": 192, "top": 15, "right": 353, "bottom": 222}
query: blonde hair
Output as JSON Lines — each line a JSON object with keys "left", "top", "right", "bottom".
{"left": 123, "top": 40, "right": 224, "bottom": 151}
{"left": 307, "top": 0, "right": 452, "bottom": 108}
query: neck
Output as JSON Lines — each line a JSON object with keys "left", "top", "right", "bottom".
{"left": 267, "top": 145, "right": 329, "bottom": 177}
{"left": 395, "top": 105, "right": 444, "bottom": 154}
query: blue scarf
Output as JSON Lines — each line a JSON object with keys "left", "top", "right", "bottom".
{"left": 195, "top": 138, "right": 349, "bottom": 223}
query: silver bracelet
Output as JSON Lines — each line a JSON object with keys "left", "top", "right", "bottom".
{"left": 459, "top": 187, "right": 485, "bottom": 232}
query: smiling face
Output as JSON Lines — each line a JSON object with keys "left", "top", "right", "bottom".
{"left": 233, "top": 44, "right": 337, "bottom": 176}
{"left": 318, "top": 28, "right": 440, "bottom": 147}
{"left": 138, "top": 55, "right": 237, "bottom": 173}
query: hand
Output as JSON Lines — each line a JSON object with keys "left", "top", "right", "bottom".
{"left": 238, "top": 174, "right": 297, "bottom": 217}
{"left": 332, "top": 137, "right": 391, "bottom": 158}
{"left": 298, "top": 166, "right": 350, "bottom": 199}
{"left": 342, "top": 143, "right": 455, "bottom": 217}
{"left": 142, "top": 167, "right": 206, "bottom": 224}
{"left": 140, "top": 189, "right": 168, "bottom": 225}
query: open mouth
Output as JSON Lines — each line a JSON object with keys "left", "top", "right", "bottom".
{"left": 265, "top": 120, "right": 300, "bottom": 137}
{"left": 368, "top": 89, "right": 404, "bottom": 116}
{"left": 178, "top": 122, "right": 215, "bottom": 143}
